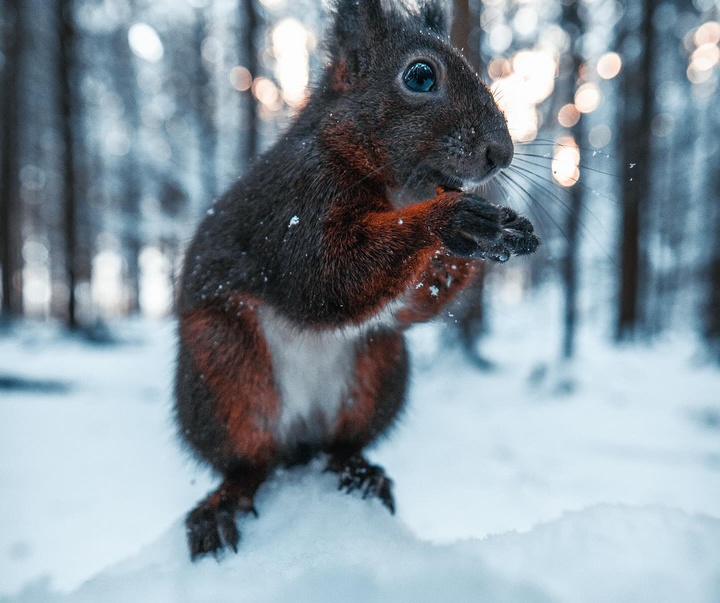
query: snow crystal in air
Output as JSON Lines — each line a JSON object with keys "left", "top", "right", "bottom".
{"left": 288, "top": 216, "right": 300, "bottom": 227}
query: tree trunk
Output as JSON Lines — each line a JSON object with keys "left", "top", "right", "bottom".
{"left": 707, "top": 205, "right": 720, "bottom": 364}
{"left": 448, "top": 0, "right": 489, "bottom": 364}
{"left": 0, "top": 0, "right": 24, "bottom": 323}
{"left": 113, "top": 16, "right": 143, "bottom": 315}
{"left": 561, "top": 0, "right": 584, "bottom": 360}
{"left": 451, "top": 0, "right": 481, "bottom": 72}
{"left": 705, "top": 91, "right": 720, "bottom": 363}
{"left": 241, "top": 0, "right": 260, "bottom": 166}
{"left": 616, "top": 0, "right": 656, "bottom": 341}
{"left": 58, "top": 0, "right": 78, "bottom": 329}
{"left": 194, "top": 7, "right": 217, "bottom": 202}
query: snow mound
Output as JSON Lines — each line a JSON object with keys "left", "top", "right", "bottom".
{"left": 6, "top": 467, "right": 720, "bottom": 603}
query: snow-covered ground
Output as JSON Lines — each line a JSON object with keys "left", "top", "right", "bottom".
{"left": 1, "top": 292, "right": 720, "bottom": 602}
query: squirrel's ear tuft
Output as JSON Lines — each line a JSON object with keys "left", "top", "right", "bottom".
{"left": 327, "top": 0, "right": 386, "bottom": 88}
{"left": 328, "top": 0, "right": 386, "bottom": 50}
{"left": 420, "top": 0, "right": 451, "bottom": 36}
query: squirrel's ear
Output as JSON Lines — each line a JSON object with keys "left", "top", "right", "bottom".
{"left": 420, "top": 0, "right": 451, "bottom": 36}
{"left": 327, "top": 0, "right": 386, "bottom": 87}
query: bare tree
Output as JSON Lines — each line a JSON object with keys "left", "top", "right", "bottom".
{"left": 193, "top": 6, "right": 218, "bottom": 201}
{"left": 451, "top": 0, "right": 481, "bottom": 70}
{"left": 616, "top": 0, "right": 657, "bottom": 341}
{"left": 0, "top": 0, "right": 24, "bottom": 323}
{"left": 58, "top": 0, "right": 80, "bottom": 328}
{"left": 448, "top": 0, "right": 490, "bottom": 366}
{"left": 705, "top": 89, "right": 720, "bottom": 363}
{"left": 240, "top": 0, "right": 260, "bottom": 166}
{"left": 560, "top": 0, "right": 584, "bottom": 360}
{"left": 113, "top": 13, "right": 143, "bottom": 315}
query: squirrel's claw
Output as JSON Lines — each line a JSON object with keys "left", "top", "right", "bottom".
{"left": 185, "top": 494, "right": 256, "bottom": 561}
{"left": 327, "top": 453, "right": 396, "bottom": 515}
{"left": 186, "top": 505, "right": 225, "bottom": 561}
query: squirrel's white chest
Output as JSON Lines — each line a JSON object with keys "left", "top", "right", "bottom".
{"left": 259, "top": 308, "right": 357, "bottom": 445}
{"left": 258, "top": 305, "right": 397, "bottom": 446}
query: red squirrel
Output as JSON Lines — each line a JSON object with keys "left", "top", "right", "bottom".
{"left": 175, "top": 0, "right": 539, "bottom": 560}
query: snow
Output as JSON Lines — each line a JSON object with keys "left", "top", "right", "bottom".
{"left": 1, "top": 293, "right": 720, "bottom": 602}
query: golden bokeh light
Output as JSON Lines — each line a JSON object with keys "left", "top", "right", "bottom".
{"left": 491, "top": 48, "right": 558, "bottom": 142}
{"left": 512, "top": 49, "right": 557, "bottom": 103}
{"left": 574, "top": 82, "right": 601, "bottom": 113}
{"left": 230, "top": 66, "right": 252, "bottom": 92}
{"left": 252, "top": 77, "right": 282, "bottom": 111}
{"left": 690, "top": 43, "right": 720, "bottom": 72}
{"left": 596, "top": 52, "right": 622, "bottom": 80}
{"left": 694, "top": 21, "right": 720, "bottom": 47}
{"left": 687, "top": 63, "right": 713, "bottom": 84}
{"left": 552, "top": 136, "right": 580, "bottom": 187}
{"left": 272, "top": 18, "right": 311, "bottom": 108}
{"left": 488, "top": 57, "right": 511, "bottom": 80}
{"left": 558, "top": 103, "right": 580, "bottom": 128}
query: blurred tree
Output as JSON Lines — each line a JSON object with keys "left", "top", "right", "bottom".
{"left": 0, "top": 0, "right": 24, "bottom": 322}
{"left": 560, "top": 0, "right": 584, "bottom": 360}
{"left": 448, "top": 0, "right": 491, "bottom": 367}
{"left": 113, "top": 8, "right": 143, "bottom": 315}
{"left": 193, "top": 5, "right": 218, "bottom": 201}
{"left": 616, "top": 0, "right": 657, "bottom": 341}
{"left": 451, "top": 0, "right": 481, "bottom": 70}
{"left": 0, "top": 0, "right": 714, "bottom": 346}
{"left": 58, "top": 0, "right": 80, "bottom": 328}
{"left": 240, "top": 0, "right": 260, "bottom": 166}
{"left": 705, "top": 86, "right": 720, "bottom": 363}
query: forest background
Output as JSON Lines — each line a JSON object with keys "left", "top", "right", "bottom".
{"left": 1, "top": 0, "right": 719, "bottom": 362}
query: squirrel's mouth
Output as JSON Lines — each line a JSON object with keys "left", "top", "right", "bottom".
{"left": 437, "top": 167, "right": 502, "bottom": 193}
{"left": 437, "top": 174, "right": 464, "bottom": 192}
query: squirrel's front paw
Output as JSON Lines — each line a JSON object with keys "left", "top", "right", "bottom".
{"left": 442, "top": 194, "right": 539, "bottom": 261}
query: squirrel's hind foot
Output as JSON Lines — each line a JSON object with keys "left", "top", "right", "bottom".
{"left": 185, "top": 474, "right": 263, "bottom": 561}
{"left": 186, "top": 500, "right": 241, "bottom": 560}
{"left": 326, "top": 453, "right": 395, "bottom": 514}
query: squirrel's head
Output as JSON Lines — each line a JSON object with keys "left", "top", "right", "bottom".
{"left": 317, "top": 0, "right": 513, "bottom": 199}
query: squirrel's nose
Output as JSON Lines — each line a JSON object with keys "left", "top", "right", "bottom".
{"left": 485, "top": 137, "right": 514, "bottom": 171}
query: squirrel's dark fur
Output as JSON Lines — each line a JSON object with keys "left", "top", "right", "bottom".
{"left": 175, "top": 0, "right": 539, "bottom": 560}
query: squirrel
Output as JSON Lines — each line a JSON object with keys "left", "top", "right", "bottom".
{"left": 175, "top": 0, "right": 539, "bottom": 560}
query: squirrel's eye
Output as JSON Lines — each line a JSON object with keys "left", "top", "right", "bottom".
{"left": 403, "top": 62, "right": 436, "bottom": 93}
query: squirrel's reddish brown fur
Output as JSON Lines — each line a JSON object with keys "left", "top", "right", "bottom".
{"left": 175, "top": 0, "right": 539, "bottom": 560}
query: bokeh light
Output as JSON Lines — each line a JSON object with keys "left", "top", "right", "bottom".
{"left": 558, "top": 103, "right": 580, "bottom": 128}
{"left": 491, "top": 48, "right": 557, "bottom": 142}
{"left": 686, "top": 20, "right": 720, "bottom": 85}
{"left": 252, "top": 76, "right": 282, "bottom": 111}
{"left": 694, "top": 21, "right": 720, "bottom": 47}
{"left": 488, "top": 23, "right": 513, "bottom": 54}
{"left": 588, "top": 124, "right": 612, "bottom": 148}
{"left": 691, "top": 43, "right": 720, "bottom": 72}
{"left": 230, "top": 66, "right": 252, "bottom": 92}
{"left": 272, "top": 18, "right": 312, "bottom": 108}
{"left": 552, "top": 136, "right": 580, "bottom": 187}
{"left": 128, "top": 23, "right": 164, "bottom": 63}
{"left": 596, "top": 52, "right": 622, "bottom": 80}
{"left": 574, "top": 82, "right": 601, "bottom": 113}
{"left": 139, "top": 247, "right": 173, "bottom": 318}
